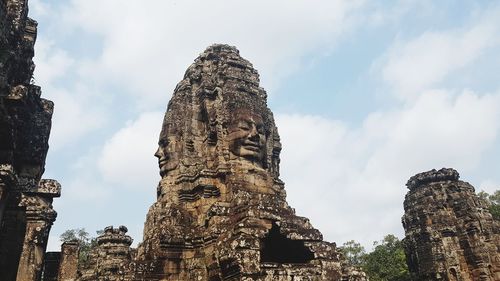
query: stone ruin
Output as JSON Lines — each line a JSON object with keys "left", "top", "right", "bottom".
{"left": 54, "top": 44, "right": 367, "bottom": 281}
{"left": 133, "top": 44, "right": 368, "bottom": 281}
{"left": 402, "top": 168, "right": 500, "bottom": 280}
{"left": 78, "top": 226, "right": 136, "bottom": 280}
{"left": 1, "top": 1, "right": 499, "bottom": 281}
{"left": 0, "top": 0, "right": 60, "bottom": 280}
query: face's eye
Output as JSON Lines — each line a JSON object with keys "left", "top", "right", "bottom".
{"left": 158, "top": 139, "right": 169, "bottom": 147}
{"left": 237, "top": 121, "right": 251, "bottom": 130}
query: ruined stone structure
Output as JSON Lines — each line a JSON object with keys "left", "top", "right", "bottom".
{"left": 7, "top": 3, "right": 499, "bottom": 281}
{"left": 0, "top": 1, "right": 60, "bottom": 280}
{"left": 132, "top": 44, "right": 365, "bottom": 281}
{"left": 5, "top": 2, "right": 500, "bottom": 281}
{"left": 63, "top": 45, "right": 366, "bottom": 281}
{"left": 78, "top": 226, "right": 135, "bottom": 281}
{"left": 402, "top": 168, "right": 500, "bottom": 281}
{"left": 57, "top": 241, "right": 80, "bottom": 281}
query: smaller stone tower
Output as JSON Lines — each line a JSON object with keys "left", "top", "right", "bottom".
{"left": 78, "top": 226, "right": 134, "bottom": 281}
{"left": 402, "top": 168, "right": 500, "bottom": 281}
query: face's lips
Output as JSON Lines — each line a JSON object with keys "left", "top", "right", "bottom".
{"left": 242, "top": 141, "right": 261, "bottom": 151}
{"left": 158, "top": 158, "right": 169, "bottom": 167}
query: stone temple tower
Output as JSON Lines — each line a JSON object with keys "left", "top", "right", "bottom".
{"left": 402, "top": 168, "right": 500, "bottom": 281}
{"left": 134, "top": 44, "right": 364, "bottom": 280}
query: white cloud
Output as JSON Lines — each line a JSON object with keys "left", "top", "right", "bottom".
{"left": 57, "top": 147, "right": 113, "bottom": 202}
{"left": 32, "top": 0, "right": 370, "bottom": 151}
{"left": 33, "top": 35, "right": 109, "bottom": 150}
{"left": 30, "top": 0, "right": 50, "bottom": 18}
{"left": 55, "top": 0, "right": 365, "bottom": 107}
{"left": 61, "top": 177, "right": 111, "bottom": 202}
{"left": 365, "top": 0, "right": 433, "bottom": 27}
{"left": 44, "top": 85, "right": 109, "bottom": 150}
{"left": 366, "top": 90, "right": 500, "bottom": 175}
{"left": 98, "top": 112, "right": 164, "bottom": 189}
{"left": 277, "top": 89, "right": 500, "bottom": 247}
{"left": 277, "top": 9, "right": 500, "bottom": 246}
{"left": 33, "top": 40, "right": 75, "bottom": 87}
{"left": 479, "top": 180, "right": 500, "bottom": 194}
{"left": 380, "top": 8, "right": 500, "bottom": 100}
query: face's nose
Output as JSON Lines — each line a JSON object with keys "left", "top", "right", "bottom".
{"left": 154, "top": 147, "right": 163, "bottom": 159}
{"left": 248, "top": 124, "right": 260, "bottom": 139}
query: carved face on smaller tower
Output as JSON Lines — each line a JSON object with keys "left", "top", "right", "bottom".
{"left": 155, "top": 135, "right": 179, "bottom": 177}
{"left": 227, "top": 108, "right": 266, "bottom": 163}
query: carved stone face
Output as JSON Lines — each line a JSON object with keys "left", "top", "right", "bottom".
{"left": 227, "top": 109, "right": 266, "bottom": 162}
{"left": 155, "top": 135, "right": 179, "bottom": 177}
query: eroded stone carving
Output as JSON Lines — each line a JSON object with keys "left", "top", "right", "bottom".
{"left": 227, "top": 108, "right": 267, "bottom": 163}
{"left": 402, "top": 168, "right": 500, "bottom": 281}
{"left": 129, "top": 44, "right": 363, "bottom": 280}
{"left": 0, "top": 1, "right": 60, "bottom": 280}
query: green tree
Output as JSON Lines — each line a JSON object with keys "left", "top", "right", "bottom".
{"left": 340, "top": 240, "right": 366, "bottom": 266}
{"left": 60, "top": 228, "right": 100, "bottom": 266}
{"left": 362, "top": 235, "right": 411, "bottom": 281}
{"left": 478, "top": 190, "right": 500, "bottom": 220}
{"left": 60, "top": 228, "right": 89, "bottom": 244}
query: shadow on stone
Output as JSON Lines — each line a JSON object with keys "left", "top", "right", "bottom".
{"left": 260, "top": 223, "right": 314, "bottom": 264}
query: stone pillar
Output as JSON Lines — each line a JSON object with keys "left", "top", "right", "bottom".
{"left": 16, "top": 179, "right": 61, "bottom": 281}
{"left": 58, "top": 241, "right": 80, "bottom": 281}
{"left": 1, "top": 0, "right": 59, "bottom": 280}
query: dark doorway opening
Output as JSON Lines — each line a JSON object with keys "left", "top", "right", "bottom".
{"left": 260, "top": 223, "right": 314, "bottom": 264}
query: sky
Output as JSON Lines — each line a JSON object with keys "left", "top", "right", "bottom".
{"left": 28, "top": 0, "right": 500, "bottom": 251}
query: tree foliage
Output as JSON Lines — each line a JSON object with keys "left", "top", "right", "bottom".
{"left": 363, "top": 235, "right": 411, "bottom": 281}
{"left": 340, "top": 240, "right": 366, "bottom": 266}
{"left": 59, "top": 228, "right": 100, "bottom": 267}
{"left": 60, "top": 228, "right": 90, "bottom": 244}
{"left": 341, "top": 234, "right": 411, "bottom": 281}
{"left": 478, "top": 190, "right": 500, "bottom": 220}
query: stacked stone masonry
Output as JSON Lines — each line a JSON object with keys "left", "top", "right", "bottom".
{"left": 403, "top": 168, "right": 500, "bottom": 281}
{"left": 77, "top": 226, "right": 135, "bottom": 281}
{"left": 62, "top": 44, "right": 367, "bottom": 281}
{"left": 58, "top": 241, "right": 80, "bottom": 281}
{"left": 0, "top": 0, "right": 60, "bottom": 280}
